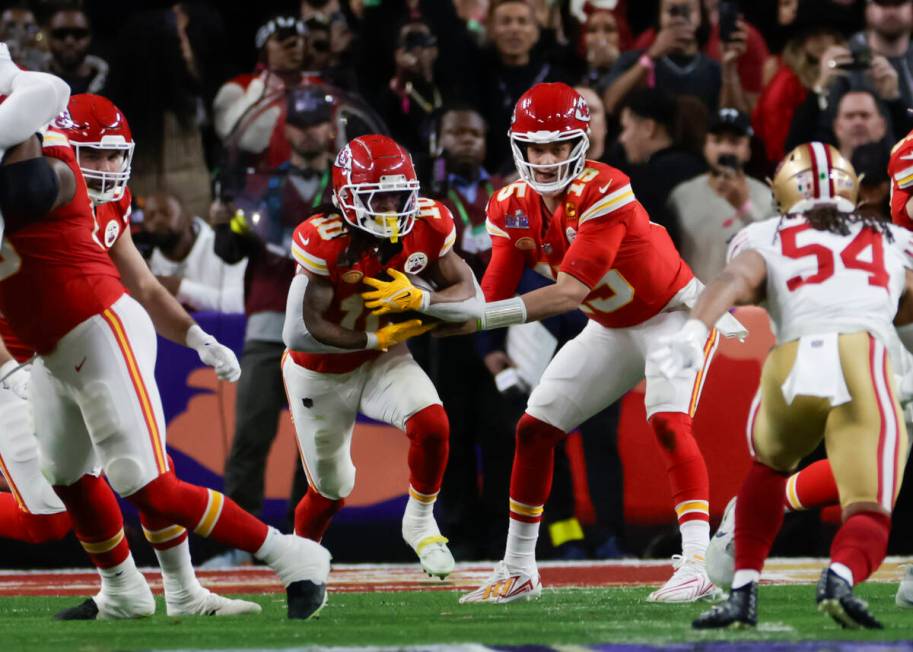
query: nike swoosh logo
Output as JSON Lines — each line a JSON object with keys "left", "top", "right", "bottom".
{"left": 599, "top": 182, "right": 613, "bottom": 194}
{"left": 75, "top": 357, "right": 87, "bottom": 373}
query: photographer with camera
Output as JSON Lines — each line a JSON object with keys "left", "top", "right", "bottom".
{"left": 603, "top": 0, "right": 721, "bottom": 117}
{"left": 668, "top": 108, "right": 772, "bottom": 282}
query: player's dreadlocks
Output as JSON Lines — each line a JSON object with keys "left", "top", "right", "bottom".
{"left": 779, "top": 204, "right": 894, "bottom": 243}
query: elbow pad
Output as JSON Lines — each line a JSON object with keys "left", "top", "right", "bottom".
{"left": 0, "top": 157, "right": 59, "bottom": 228}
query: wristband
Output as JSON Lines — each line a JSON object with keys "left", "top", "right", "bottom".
{"left": 419, "top": 289, "right": 431, "bottom": 311}
{"left": 365, "top": 332, "right": 379, "bottom": 350}
{"left": 479, "top": 297, "right": 527, "bottom": 331}
{"left": 638, "top": 54, "right": 656, "bottom": 88}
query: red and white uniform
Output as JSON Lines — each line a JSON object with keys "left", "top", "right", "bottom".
{"left": 890, "top": 131, "right": 913, "bottom": 230}
{"left": 281, "top": 201, "right": 455, "bottom": 499}
{"left": 483, "top": 161, "right": 718, "bottom": 430}
{"left": 0, "top": 131, "right": 168, "bottom": 497}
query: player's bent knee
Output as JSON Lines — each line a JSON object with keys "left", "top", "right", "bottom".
{"left": 104, "top": 455, "right": 148, "bottom": 496}
{"left": 311, "top": 465, "right": 355, "bottom": 501}
{"left": 516, "top": 412, "right": 565, "bottom": 449}
{"left": 406, "top": 404, "right": 449, "bottom": 443}
{"left": 649, "top": 412, "right": 692, "bottom": 451}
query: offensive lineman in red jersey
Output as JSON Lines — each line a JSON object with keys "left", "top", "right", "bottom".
{"left": 0, "top": 93, "right": 268, "bottom": 618}
{"left": 0, "top": 87, "right": 331, "bottom": 618}
{"left": 436, "top": 83, "right": 748, "bottom": 604}
{"left": 282, "top": 134, "right": 482, "bottom": 578}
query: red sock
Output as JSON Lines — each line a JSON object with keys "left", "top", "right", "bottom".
{"left": 127, "top": 470, "right": 268, "bottom": 553}
{"left": 0, "top": 493, "right": 71, "bottom": 543}
{"left": 53, "top": 475, "right": 131, "bottom": 569}
{"left": 649, "top": 412, "right": 710, "bottom": 525}
{"left": 785, "top": 459, "right": 839, "bottom": 511}
{"left": 509, "top": 413, "right": 565, "bottom": 521}
{"left": 830, "top": 511, "right": 891, "bottom": 584}
{"left": 294, "top": 490, "right": 344, "bottom": 541}
{"left": 404, "top": 404, "right": 449, "bottom": 495}
{"left": 734, "top": 461, "right": 788, "bottom": 572}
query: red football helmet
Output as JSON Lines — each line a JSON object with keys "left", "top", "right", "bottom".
{"left": 509, "top": 82, "right": 591, "bottom": 194}
{"left": 54, "top": 94, "right": 134, "bottom": 204}
{"left": 332, "top": 134, "right": 420, "bottom": 242}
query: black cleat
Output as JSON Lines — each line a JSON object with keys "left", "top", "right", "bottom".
{"left": 692, "top": 582, "right": 758, "bottom": 629}
{"left": 816, "top": 568, "right": 883, "bottom": 629}
{"left": 287, "top": 580, "right": 327, "bottom": 620}
{"left": 55, "top": 598, "right": 100, "bottom": 621}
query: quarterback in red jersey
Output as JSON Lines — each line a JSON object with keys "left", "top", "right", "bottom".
{"left": 282, "top": 134, "right": 481, "bottom": 578}
{"left": 451, "top": 83, "right": 746, "bottom": 604}
{"left": 889, "top": 131, "right": 913, "bottom": 229}
{"left": 0, "top": 92, "right": 331, "bottom": 620}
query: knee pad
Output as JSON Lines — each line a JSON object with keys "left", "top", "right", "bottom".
{"left": 649, "top": 412, "right": 693, "bottom": 452}
{"left": 516, "top": 412, "right": 566, "bottom": 449}
{"left": 104, "top": 455, "right": 148, "bottom": 496}
{"left": 405, "top": 404, "right": 449, "bottom": 444}
{"left": 311, "top": 462, "right": 355, "bottom": 501}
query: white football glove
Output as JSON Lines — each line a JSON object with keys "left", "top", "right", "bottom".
{"left": 649, "top": 319, "right": 709, "bottom": 381}
{"left": 185, "top": 324, "right": 241, "bottom": 382}
{"left": 0, "top": 359, "right": 29, "bottom": 401}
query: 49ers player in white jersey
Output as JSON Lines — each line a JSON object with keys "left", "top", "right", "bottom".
{"left": 419, "top": 83, "right": 744, "bottom": 604}
{"left": 0, "top": 89, "right": 331, "bottom": 620}
{"left": 282, "top": 134, "right": 482, "bottom": 578}
{"left": 659, "top": 143, "right": 913, "bottom": 630}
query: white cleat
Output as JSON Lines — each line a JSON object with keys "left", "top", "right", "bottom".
{"left": 166, "top": 589, "right": 262, "bottom": 617}
{"left": 414, "top": 535, "right": 455, "bottom": 579}
{"left": 403, "top": 516, "right": 455, "bottom": 580}
{"left": 459, "top": 561, "right": 542, "bottom": 604}
{"left": 56, "top": 572, "right": 156, "bottom": 620}
{"left": 706, "top": 496, "right": 737, "bottom": 591}
{"left": 896, "top": 565, "right": 913, "bottom": 608}
{"left": 647, "top": 555, "right": 720, "bottom": 603}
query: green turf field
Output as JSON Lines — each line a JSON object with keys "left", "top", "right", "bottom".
{"left": 2, "top": 586, "right": 912, "bottom": 651}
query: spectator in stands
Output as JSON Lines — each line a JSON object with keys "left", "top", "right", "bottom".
{"left": 140, "top": 189, "right": 246, "bottom": 314}
{"left": 302, "top": 14, "right": 356, "bottom": 90}
{"left": 380, "top": 19, "right": 443, "bottom": 156}
{"left": 753, "top": 22, "right": 844, "bottom": 170}
{"left": 852, "top": 140, "right": 892, "bottom": 221}
{"left": 42, "top": 3, "right": 106, "bottom": 95}
{"left": 617, "top": 88, "right": 706, "bottom": 247}
{"left": 849, "top": 0, "right": 913, "bottom": 111}
{"left": 831, "top": 90, "right": 889, "bottom": 160}
{"left": 602, "top": 0, "right": 722, "bottom": 118}
{"left": 207, "top": 86, "right": 336, "bottom": 566}
{"left": 416, "top": 105, "right": 513, "bottom": 559}
{"left": 576, "top": 86, "right": 608, "bottom": 161}
{"left": 476, "top": 0, "right": 574, "bottom": 172}
{"left": 0, "top": 2, "right": 46, "bottom": 72}
{"left": 213, "top": 14, "right": 308, "bottom": 172}
{"left": 668, "top": 108, "right": 772, "bottom": 282}
{"left": 578, "top": 5, "right": 630, "bottom": 96}
{"left": 105, "top": 5, "right": 227, "bottom": 219}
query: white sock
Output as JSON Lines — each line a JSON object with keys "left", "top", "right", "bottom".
{"left": 253, "top": 526, "right": 282, "bottom": 564}
{"left": 680, "top": 520, "right": 710, "bottom": 559}
{"left": 830, "top": 562, "right": 854, "bottom": 586}
{"left": 156, "top": 540, "right": 204, "bottom": 605}
{"left": 504, "top": 518, "right": 539, "bottom": 573}
{"left": 403, "top": 487, "right": 437, "bottom": 522}
{"left": 731, "top": 569, "right": 760, "bottom": 589}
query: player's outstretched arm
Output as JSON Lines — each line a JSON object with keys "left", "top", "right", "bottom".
{"left": 109, "top": 228, "right": 240, "bottom": 381}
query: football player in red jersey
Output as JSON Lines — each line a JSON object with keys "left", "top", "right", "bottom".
{"left": 425, "top": 82, "right": 749, "bottom": 604}
{"left": 0, "top": 90, "right": 331, "bottom": 619}
{"left": 0, "top": 93, "right": 269, "bottom": 618}
{"left": 282, "top": 134, "right": 482, "bottom": 578}
{"left": 890, "top": 131, "right": 913, "bottom": 230}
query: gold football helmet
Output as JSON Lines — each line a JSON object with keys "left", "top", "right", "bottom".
{"left": 771, "top": 142, "right": 859, "bottom": 214}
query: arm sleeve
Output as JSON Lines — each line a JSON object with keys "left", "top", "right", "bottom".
{"left": 282, "top": 272, "right": 353, "bottom": 353}
{"left": 421, "top": 274, "right": 484, "bottom": 322}
{"left": 176, "top": 277, "right": 245, "bottom": 314}
{"left": 0, "top": 70, "right": 70, "bottom": 153}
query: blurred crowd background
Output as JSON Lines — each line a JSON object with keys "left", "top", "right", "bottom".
{"left": 3, "top": 0, "right": 913, "bottom": 567}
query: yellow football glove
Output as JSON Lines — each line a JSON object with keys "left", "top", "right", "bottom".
{"left": 361, "top": 269, "right": 430, "bottom": 316}
{"left": 371, "top": 319, "right": 435, "bottom": 351}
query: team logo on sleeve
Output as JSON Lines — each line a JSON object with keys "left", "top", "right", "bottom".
{"left": 405, "top": 252, "right": 429, "bottom": 273}
{"left": 565, "top": 227, "right": 576, "bottom": 243}
{"left": 104, "top": 220, "right": 120, "bottom": 248}
{"left": 505, "top": 210, "right": 529, "bottom": 229}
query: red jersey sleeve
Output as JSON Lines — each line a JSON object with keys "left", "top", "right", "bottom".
{"left": 558, "top": 163, "right": 634, "bottom": 287}
{"left": 414, "top": 197, "right": 457, "bottom": 258}
{"left": 481, "top": 192, "right": 526, "bottom": 301}
{"left": 290, "top": 213, "right": 347, "bottom": 277}
{"left": 890, "top": 133, "right": 913, "bottom": 229}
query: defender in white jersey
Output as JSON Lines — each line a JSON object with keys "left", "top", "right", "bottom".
{"left": 653, "top": 143, "right": 913, "bottom": 630}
